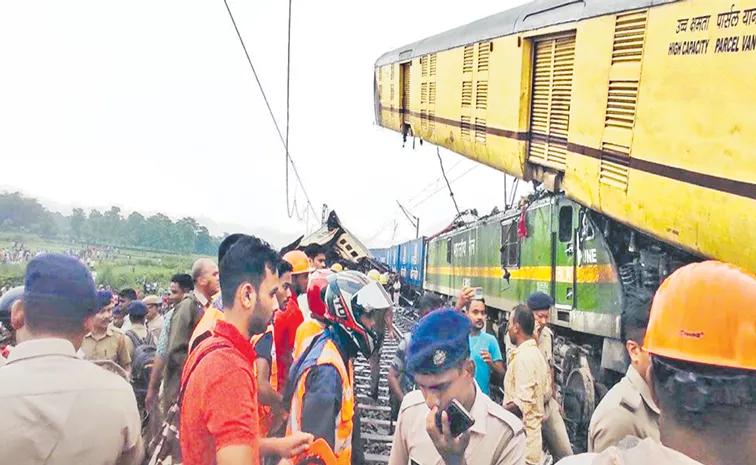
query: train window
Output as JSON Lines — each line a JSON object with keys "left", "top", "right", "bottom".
{"left": 446, "top": 238, "right": 452, "bottom": 264}
{"left": 500, "top": 222, "right": 520, "bottom": 268}
{"left": 559, "top": 206, "right": 573, "bottom": 242}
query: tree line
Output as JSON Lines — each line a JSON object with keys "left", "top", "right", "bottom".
{"left": 0, "top": 191, "right": 222, "bottom": 255}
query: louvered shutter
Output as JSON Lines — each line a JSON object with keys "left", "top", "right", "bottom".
{"left": 600, "top": 10, "right": 648, "bottom": 190}
{"left": 528, "top": 32, "right": 576, "bottom": 171}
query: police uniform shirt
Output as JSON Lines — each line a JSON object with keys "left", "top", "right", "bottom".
{"left": 504, "top": 339, "right": 549, "bottom": 465}
{"left": 587, "top": 365, "right": 660, "bottom": 453}
{"left": 388, "top": 382, "right": 526, "bottom": 465}
{"left": 505, "top": 327, "right": 553, "bottom": 372}
{"left": 0, "top": 338, "right": 143, "bottom": 465}
{"left": 536, "top": 325, "right": 554, "bottom": 371}
{"left": 147, "top": 314, "right": 164, "bottom": 343}
{"left": 81, "top": 325, "right": 131, "bottom": 370}
{"left": 557, "top": 436, "right": 704, "bottom": 465}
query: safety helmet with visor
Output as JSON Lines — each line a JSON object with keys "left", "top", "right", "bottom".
{"left": 324, "top": 271, "right": 393, "bottom": 358}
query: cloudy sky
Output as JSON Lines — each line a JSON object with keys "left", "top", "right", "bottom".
{"left": 0, "top": 0, "right": 530, "bottom": 248}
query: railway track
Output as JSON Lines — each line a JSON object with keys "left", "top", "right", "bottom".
{"left": 354, "top": 306, "right": 417, "bottom": 464}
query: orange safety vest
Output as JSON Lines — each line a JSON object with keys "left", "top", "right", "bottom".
{"left": 250, "top": 323, "right": 279, "bottom": 436}
{"left": 188, "top": 306, "right": 223, "bottom": 352}
{"left": 287, "top": 335, "right": 353, "bottom": 465}
{"left": 292, "top": 319, "right": 326, "bottom": 362}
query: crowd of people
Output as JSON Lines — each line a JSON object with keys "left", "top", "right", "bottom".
{"left": 0, "top": 242, "right": 119, "bottom": 266}
{"left": 0, "top": 234, "right": 753, "bottom": 465}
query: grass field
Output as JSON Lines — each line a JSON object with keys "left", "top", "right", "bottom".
{"left": 0, "top": 232, "right": 205, "bottom": 292}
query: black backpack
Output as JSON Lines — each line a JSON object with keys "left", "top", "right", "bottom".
{"left": 125, "top": 329, "right": 156, "bottom": 397}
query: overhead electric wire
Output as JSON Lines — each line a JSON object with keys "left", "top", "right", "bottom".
{"left": 436, "top": 147, "right": 461, "bottom": 215}
{"left": 411, "top": 165, "right": 478, "bottom": 209}
{"left": 406, "top": 159, "right": 464, "bottom": 204}
{"left": 368, "top": 163, "right": 479, "bottom": 244}
{"left": 284, "top": 0, "right": 300, "bottom": 220}
{"left": 222, "top": 0, "right": 317, "bottom": 222}
{"left": 366, "top": 155, "right": 465, "bottom": 243}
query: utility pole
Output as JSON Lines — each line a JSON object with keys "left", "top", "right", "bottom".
{"left": 397, "top": 201, "right": 420, "bottom": 238}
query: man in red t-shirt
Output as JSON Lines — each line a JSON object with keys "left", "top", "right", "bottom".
{"left": 274, "top": 250, "right": 312, "bottom": 390}
{"left": 180, "top": 235, "right": 312, "bottom": 465}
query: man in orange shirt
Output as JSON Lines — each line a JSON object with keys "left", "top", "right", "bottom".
{"left": 180, "top": 235, "right": 312, "bottom": 465}
{"left": 273, "top": 250, "right": 312, "bottom": 390}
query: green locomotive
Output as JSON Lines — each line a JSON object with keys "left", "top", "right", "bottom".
{"left": 424, "top": 191, "right": 697, "bottom": 448}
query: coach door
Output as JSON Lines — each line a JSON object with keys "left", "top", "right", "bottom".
{"left": 552, "top": 199, "right": 577, "bottom": 315}
{"left": 401, "top": 62, "right": 411, "bottom": 125}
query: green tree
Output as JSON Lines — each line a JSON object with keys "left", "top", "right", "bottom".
{"left": 87, "top": 209, "right": 105, "bottom": 241}
{"left": 103, "top": 206, "right": 123, "bottom": 243}
{"left": 195, "top": 226, "right": 212, "bottom": 255}
{"left": 125, "top": 211, "right": 147, "bottom": 246}
{"left": 71, "top": 208, "right": 86, "bottom": 239}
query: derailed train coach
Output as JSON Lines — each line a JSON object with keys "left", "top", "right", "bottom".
{"left": 423, "top": 192, "right": 698, "bottom": 449}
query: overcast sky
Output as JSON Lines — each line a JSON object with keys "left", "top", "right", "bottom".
{"left": 0, "top": 0, "right": 530, "bottom": 248}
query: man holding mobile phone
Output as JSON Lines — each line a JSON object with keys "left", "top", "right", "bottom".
{"left": 389, "top": 308, "right": 525, "bottom": 465}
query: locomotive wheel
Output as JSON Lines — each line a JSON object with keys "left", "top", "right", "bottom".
{"left": 562, "top": 363, "right": 596, "bottom": 452}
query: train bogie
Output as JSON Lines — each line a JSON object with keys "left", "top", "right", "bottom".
{"left": 375, "top": 0, "right": 756, "bottom": 272}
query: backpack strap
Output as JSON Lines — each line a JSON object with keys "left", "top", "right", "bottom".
{"left": 145, "top": 328, "right": 155, "bottom": 346}
{"left": 177, "top": 342, "right": 231, "bottom": 407}
{"left": 125, "top": 329, "right": 142, "bottom": 349}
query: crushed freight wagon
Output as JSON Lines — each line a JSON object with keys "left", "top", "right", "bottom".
{"left": 282, "top": 211, "right": 390, "bottom": 273}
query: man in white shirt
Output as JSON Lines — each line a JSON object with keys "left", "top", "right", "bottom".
{"left": 0, "top": 253, "right": 143, "bottom": 465}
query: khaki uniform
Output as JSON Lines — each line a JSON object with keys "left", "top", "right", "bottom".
{"left": 147, "top": 314, "right": 164, "bottom": 342}
{"left": 587, "top": 365, "right": 660, "bottom": 453}
{"left": 504, "top": 339, "right": 548, "bottom": 465}
{"left": 389, "top": 385, "right": 526, "bottom": 465}
{"left": 0, "top": 338, "right": 143, "bottom": 465}
{"left": 124, "top": 323, "right": 150, "bottom": 360}
{"left": 556, "top": 436, "right": 703, "bottom": 465}
{"left": 81, "top": 325, "right": 131, "bottom": 371}
{"left": 537, "top": 326, "right": 573, "bottom": 460}
{"left": 506, "top": 326, "right": 573, "bottom": 461}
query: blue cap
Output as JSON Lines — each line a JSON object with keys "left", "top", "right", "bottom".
{"left": 406, "top": 307, "right": 471, "bottom": 375}
{"left": 112, "top": 304, "right": 123, "bottom": 315}
{"left": 527, "top": 291, "right": 554, "bottom": 311}
{"left": 127, "top": 300, "right": 148, "bottom": 317}
{"left": 97, "top": 290, "right": 113, "bottom": 311}
{"left": 23, "top": 253, "right": 98, "bottom": 316}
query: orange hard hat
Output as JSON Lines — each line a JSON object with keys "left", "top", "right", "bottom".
{"left": 644, "top": 260, "right": 756, "bottom": 371}
{"left": 292, "top": 438, "right": 336, "bottom": 465}
{"left": 283, "top": 250, "right": 313, "bottom": 275}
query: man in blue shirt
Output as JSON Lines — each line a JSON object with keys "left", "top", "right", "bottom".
{"left": 465, "top": 297, "right": 504, "bottom": 396}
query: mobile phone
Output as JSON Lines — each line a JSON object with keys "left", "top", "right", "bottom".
{"left": 435, "top": 399, "right": 475, "bottom": 437}
{"left": 473, "top": 287, "right": 484, "bottom": 300}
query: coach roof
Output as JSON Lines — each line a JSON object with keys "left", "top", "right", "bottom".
{"left": 375, "top": 0, "right": 678, "bottom": 67}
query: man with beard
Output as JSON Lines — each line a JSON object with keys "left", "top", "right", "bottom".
{"left": 465, "top": 298, "right": 504, "bottom": 397}
{"left": 179, "top": 235, "right": 313, "bottom": 465}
